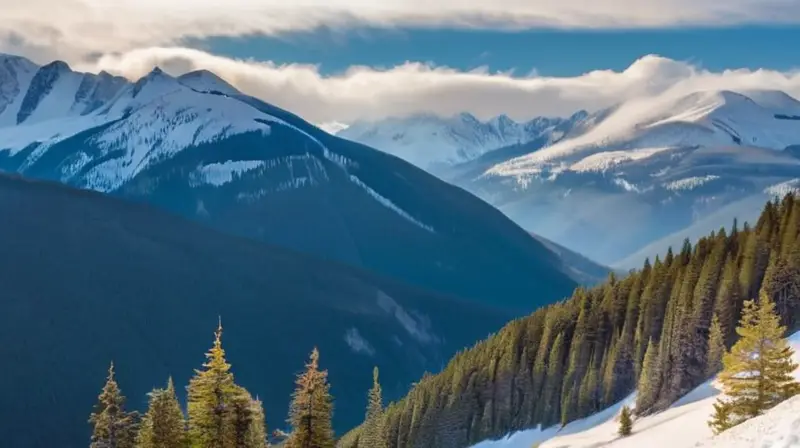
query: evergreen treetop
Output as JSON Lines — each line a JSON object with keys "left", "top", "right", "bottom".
{"left": 710, "top": 293, "right": 800, "bottom": 432}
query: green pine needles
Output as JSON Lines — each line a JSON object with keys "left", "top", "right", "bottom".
{"left": 89, "top": 321, "right": 268, "bottom": 448}
{"left": 618, "top": 406, "right": 633, "bottom": 437}
{"left": 285, "top": 348, "right": 335, "bottom": 448}
{"left": 709, "top": 293, "right": 800, "bottom": 434}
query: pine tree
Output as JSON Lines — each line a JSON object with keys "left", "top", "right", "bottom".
{"left": 136, "top": 377, "right": 187, "bottom": 448}
{"left": 89, "top": 362, "right": 140, "bottom": 448}
{"left": 246, "top": 396, "right": 267, "bottom": 448}
{"left": 360, "top": 367, "right": 386, "bottom": 448}
{"left": 618, "top": 406, "right": 633, "bottom": 437}
{"left": 187, "top": 320, "right": 238, "bottom": 448}
{"left": 635, "top": 339, "right": 661, "bottom": 413}
{"left": 705, "top": 315, "right": 725, "bottom": 378}
{"left": 708, "top": 400, "right": 734, "bottom": 435}
{"left": 286, "top": 348, "right": 335, "bottom": 448}
{"left": 710, "top": 294, "right": 800, "bottom": 430}
{"left": 228, "top": 387, "right": 267, "bottom": 448}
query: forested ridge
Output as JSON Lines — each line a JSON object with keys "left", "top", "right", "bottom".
{"left": 340, "top": 193, "right": 800, "bottom": 448}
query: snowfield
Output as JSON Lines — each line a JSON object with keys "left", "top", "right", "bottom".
{"left": 471, "top": 331, "right": 800, "bottom": 448}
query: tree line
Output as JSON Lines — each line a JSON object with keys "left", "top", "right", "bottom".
{"left": 339, "top": 193, "right": 800, "bottom": 448}
{"left": 88, "top": 321, "right": 385, "bottom": 448}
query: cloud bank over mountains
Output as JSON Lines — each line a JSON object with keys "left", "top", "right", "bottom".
{"left": 2, "top": 0, "right": 800, "bottom": 123}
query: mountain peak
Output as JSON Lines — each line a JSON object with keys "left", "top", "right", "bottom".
{"left": 177, "top": 69, "right": 239, "bottom": 95}
{"left": 131, "top": 66, "right": 179, "bottom": 98}
{"left": 41, "top": 60, "right": 72, "bottom": 74}
{"left": 0, "top": 53, "right": 38, "bottom": 69}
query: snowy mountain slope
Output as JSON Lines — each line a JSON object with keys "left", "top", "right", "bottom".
{"left": 452, "top": 89, "right": 800, "bottom": 265}
{"left": 337, "top": 111, "right": 588, "bottom": 172}
{"left": 471, "top": 331, "right": 800, "bottom": 448}
{"left": 695, "top": 394, "right": 800, "bottom": 447}
{"left": 0, "top": 53, "right": 577, "bottom": 310}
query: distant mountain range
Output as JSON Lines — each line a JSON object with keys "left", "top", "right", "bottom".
{"left": 338, "top": 111, "right": 589, "bottom": 172}
{"left": 0, "top": 173, "right": 512, "bottom": 448}
{"left": 340, "top": 89, "right": 800, "bottom": 268}
{"left": 0, "top": 53, "right": 578, "bottom": 309}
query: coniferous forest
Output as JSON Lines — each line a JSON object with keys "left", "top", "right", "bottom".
{"left": 87, "top": 193, "right": 800, "bottom": 448}
{"left": 337, "top": 193, "right": 800, "bottom": 448}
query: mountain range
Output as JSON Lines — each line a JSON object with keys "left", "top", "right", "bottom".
{"left": 339, "top": 89, "right": 800, "bottom": 268}
{"left": 0, "top": 53, "right": 578, "bottom": 310}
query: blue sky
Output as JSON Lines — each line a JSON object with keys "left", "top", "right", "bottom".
{"left": 4, "top": 1, "right": 800, "bottom": 123}
{"left": 205, "top": 26, "right": 800, "bottom": 77}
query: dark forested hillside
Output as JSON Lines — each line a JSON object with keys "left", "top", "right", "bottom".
{"left": 0, "top": 174, "right": 510, "bottom": 448}
{"left": 341, "top": 193, "right": 800, "bottom": 448}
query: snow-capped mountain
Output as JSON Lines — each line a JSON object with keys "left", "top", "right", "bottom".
{"left": 337, "top": 111, "right": 588, "bottom": 172}
{"left": 0, "top": 53, "right": 578, "bottom": 310}
{"left": 445, "top": 89, "right": 800, "bottom": 267}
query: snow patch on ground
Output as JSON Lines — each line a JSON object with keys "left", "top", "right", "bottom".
{"left": 472, "top": 331, "right": 800, "bottom": 448}
{"left": 348, "top": 174, "right": 435, "bottom": 232}
{"left": 765, "top": 179, "right": 800, "bottom": 197}
{"left": 198, "top": 160, "right": 266, "bottom": 186}
{"left": 695, "top": 395, "right": 800, "bottom": 447}
{"left": 665, "top": 175, "right": 720, "bottom": 191}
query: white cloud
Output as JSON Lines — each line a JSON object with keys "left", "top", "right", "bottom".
{"left": 54, "top": 46, "right": 800, "bottom": 124}
{"left": 344, "top": 327, "right": 375, "bottom": 356}
{"left": 3, "top": 0, "right": 800, "bottom": 64}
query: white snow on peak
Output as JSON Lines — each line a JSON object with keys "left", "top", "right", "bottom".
{"left": 338, "top": 112, "right": 567, "bottom": 170}
{"left": 85, "top": 85, "right": 272, "bottom": 191}
{"left": 488, "top": 89, "right": 800, "bottom": 182}
{"left": 0, "top": 54, "right": 437, "bottom": 230}
{"left": 177, "top": 70, "right": 240, "bottom": 96}
{"left": 471, "top": 330, "right": 800, "bottom": 448}
{"left": 317, "top": 121, "right": 350, "bottom": 135}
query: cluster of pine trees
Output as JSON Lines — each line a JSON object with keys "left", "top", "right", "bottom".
{"left": 88, "top": 322, "right": 362, "bottom": 448}
{"left": 339, "top": 193, "right": 800, "bottom": 448}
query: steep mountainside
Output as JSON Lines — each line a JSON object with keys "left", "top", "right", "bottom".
{"left": 473, "top": 331, "right": 800, "bottom": 448}
{"left": 531, "top": 233, "right": 615, "bottom": 286}
{"left": 353, "top": 89, "right": 800, "bottom": 268}
{"left": 338, "top": 111, "right": 588, "bottom": 173}
{"left": 0, "top": 173, "right": 512, "bottom": 448}
{"left": 0, "top": 53, "right": 576, "bottom": 310}
{"left": 464, "top": 90, "right": 800, "bottom": 266}
{"left": 339, "top": 193, "right": 800, "bottom": 448}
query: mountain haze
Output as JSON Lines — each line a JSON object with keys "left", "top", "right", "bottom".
{"left": 0, "top": 53, "right": 576, "bottom": 310}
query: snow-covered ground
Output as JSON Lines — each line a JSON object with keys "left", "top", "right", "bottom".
{"left": 471, "top": 331, "right": 800, "bottom": 448}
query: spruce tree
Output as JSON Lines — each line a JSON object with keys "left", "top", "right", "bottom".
{"left": 187, "top": 320, "right": 238, "bottom": 448}
{"left": 705, "top": 315, "right": 725, "bottom": 378}
{"left": 708, "top": 400, "right": 734, "bottom": 435}
{"left": 710, "top": 294, "right": 800, "bottom": 431}
{"left": 245, "top": 396, "right": 267, "bottom": 448}
{"left": 618, "top": 406, "right": 632, "bottom": 437}
{"left": 136, "top": 377, "right": 187, "bottom": 448}
{"left": 361, "top": 367, "right": 386, "bottom": 448}
{"left": 89, "top": 362, "right": 140, "bottom": 448}
{"left": 228, "top": 387, "right": 267, "bottom": 448}
{"left": 286, "top": 348, "right": 335, "bottom": 448}
{"left": 635, "top": 339, "right": 661, "bottom": 413}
